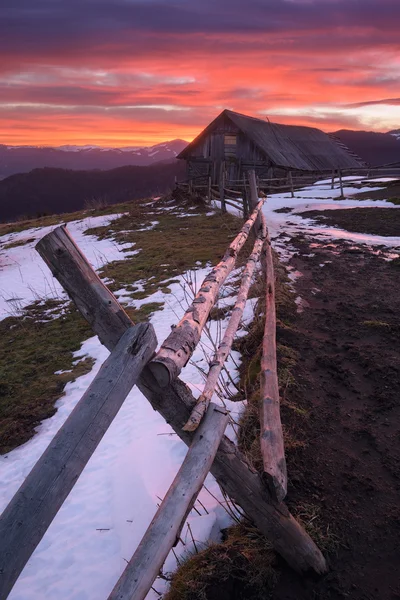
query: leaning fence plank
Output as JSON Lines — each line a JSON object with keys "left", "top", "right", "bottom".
{"left": 148, "top": 201, "right": 264, "bottom": 387}
{"left": 183, "top": 234, "right": 264, "bottom": 431}
{"left": 108, "top": 403, "right": 229, "bottom": 600}
{"left": 260, "top": 232, "right": 287, "bottom": 502}
{"left": 0, "top": 323, "right": 157, "bottom": 600}
{"left": 36, "top": 225, "right": 132, "bottom": 351}
{"left": 35, "top": 224, "right": 327, "bottom": 575}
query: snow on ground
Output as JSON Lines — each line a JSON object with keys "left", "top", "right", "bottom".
{"left": 260, "top": 179, "right": 400, "bottom": 264}
{"left": 0, "top": 214, "right": 135, "bottom": 320}
{"left": 0, "top": 212, "right": 248, "bottom": 600}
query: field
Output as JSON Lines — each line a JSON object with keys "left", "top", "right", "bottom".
{"left": 0, "top": 178, "right": 399, "bottom": 599}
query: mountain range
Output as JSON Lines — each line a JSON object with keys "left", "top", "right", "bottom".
{"left": 0, "top": 139, "right": 188, "bottom": 179}
{"left": 330, "top": 129, "right": 400, "bottom": 167}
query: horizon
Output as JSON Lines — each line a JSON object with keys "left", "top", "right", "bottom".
{"left": 1, "top": 1, "right": 399, "bottom": 147}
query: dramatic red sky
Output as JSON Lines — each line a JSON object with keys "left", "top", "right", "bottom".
{"left": 1, "top": 0, "right": 399, "bottom": 146}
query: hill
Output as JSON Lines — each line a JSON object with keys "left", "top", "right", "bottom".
{"left": 0, "top": 160, "right": 186, "bottom": 222}
{"left": 0, "top": 139, "right": 188, "bottom": 179}
{"left": 331, "top": 129, "right": 400, "bottom": 166}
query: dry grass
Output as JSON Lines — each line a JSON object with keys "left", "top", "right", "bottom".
{"left": 165, "top": 524, "right": 278, "bottom": 600}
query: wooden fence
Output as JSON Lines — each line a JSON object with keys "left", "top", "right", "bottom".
{"left": 177, "top": 166, "right": 400, "bottom": 214}
{"left": 0, "top": 172, "right": 327, "bottom": 600}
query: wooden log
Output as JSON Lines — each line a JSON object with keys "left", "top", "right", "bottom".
{"left": 247, "top": 169, "right": 263, "bottom": 234}
{"left": 223, "top": 187, "right": 244, "bottom": 198}
{"left": 108, "top": 404, "right": 229, "bottom": 600}
{"left": 260, "top": 233, "right": 287, "bottom": 502}
{"left": 339, "top": 170, "right": 344, "bottom": 198}
{"left": 36, "top": 225, "right": 133, "bottom": 351}
{"left": 35, "top": 226, "right": 327, "bottom": 576}
{"left": 0, "top": 324, "right": 157, "bottom": 600}
{"left": 219, "top": 161, "right": 226, "bottom": 213}
{"left": 148, "top": 201, "right": 264, "bottom": 388}
{"left": 242, "top": 173, "right": 249, "bottom": 218}
{"left": 137, "top": 373, "right": 327, "bottom": 575}
{"left": 288, "top": 171, "right": 294, "bottom": 198}
{"left": 214, "top": 197, "right": 243, "bottom": 212}
{"left": 183, "top": 235, "right": 264, "bottom": 432}
{"left": 331, "top": 169, "right": 335, "bottom": 190}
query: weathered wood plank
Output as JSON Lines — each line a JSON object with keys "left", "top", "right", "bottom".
{"left": 148, "top": 201, "right": 264, "bottom": 388}
{"left": 108, "top": 404, "right": 229, "bottom": 600}
{"left": 0, "top": 323, "right": 157, "bottom": 600}
{"left": 183, "top": 234, "right": 264, "bottom": 431}
{"left": 34, "top": 226, "right": 327, "bottom": 576}
{"left": 247, "top": 169, "right": 263, "bottom": 234}
{"left": 137, "top": 372, "right": 327, "bottom": 575}
{"left": 36, "top": 225, "right": 132, "bottom": 351}
{"left": 260, "top": 233, "right": 287, "bottom": 502}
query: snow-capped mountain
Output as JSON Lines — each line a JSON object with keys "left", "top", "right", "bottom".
{"left": 0, "top": 139, "right": 188, "bottom": 178}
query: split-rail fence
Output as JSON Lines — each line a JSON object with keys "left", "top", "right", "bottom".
{"left": 0, "top": 171, "right": 327, "bottom": 600}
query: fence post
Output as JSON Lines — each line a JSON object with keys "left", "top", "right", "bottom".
{"left": 288, "top": 171, "right": 294, "bottom": 198}
{"left": 339, "top": 169, "right": 344, "bottom": 198}
{"left": 0, "top": 324, "right": 157, "bottom": 600}
{"left": 219, "top": 161, "right": 226, "bottom": 213}
{"left": 108, "top": 404, "right": 229, "bottom": 600}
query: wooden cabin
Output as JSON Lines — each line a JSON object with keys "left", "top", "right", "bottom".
{"left": 177, "top": 109, "right": 364, "bottom": 186}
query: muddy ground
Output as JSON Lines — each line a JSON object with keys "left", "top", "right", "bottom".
{"left": 299, "top": 207, "right": 400, "bottom": 236}
{"left": 271, "top": 229, "right": 400, "bottom": 599}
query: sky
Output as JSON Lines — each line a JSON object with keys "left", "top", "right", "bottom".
{"left": 1, "top": 0, "right": 400, "bottom": 147}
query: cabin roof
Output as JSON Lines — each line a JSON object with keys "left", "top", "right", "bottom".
{"left": 178, "top": 109, "right": 364, "bottom": 171}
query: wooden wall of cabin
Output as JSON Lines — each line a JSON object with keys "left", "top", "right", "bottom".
{"left": 182, "top": 113, "right": 275, "bottom": 185}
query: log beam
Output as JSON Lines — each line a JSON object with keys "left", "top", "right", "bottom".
{"left": 0, "top": 323, "right": 157, "bottom": 600}
{"left": 148, "top": 201, "right": 264, "bottom": 388}
{"left": 260, "top": 232, "right": 287, "bottom": 501}
{"left": 108, "top": 404, "right": 229, "bottom": 600}
{"left": 183, "top": 234, "right": 264, "bottom": 431}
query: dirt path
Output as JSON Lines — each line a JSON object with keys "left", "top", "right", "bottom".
{"left": 272, "top": 236, "right": 400, "bottom": 600}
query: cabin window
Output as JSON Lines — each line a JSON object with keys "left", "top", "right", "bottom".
{"left": 224, "top": 134, "right": 237, "bottom": 157}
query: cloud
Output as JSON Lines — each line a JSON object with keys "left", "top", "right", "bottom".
{"left": 1, "top": 0, "right": 400, "bottom": 144}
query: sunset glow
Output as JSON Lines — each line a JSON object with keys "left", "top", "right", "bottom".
{"left": 1, "top": 0, "right": 399, "bottom": 146}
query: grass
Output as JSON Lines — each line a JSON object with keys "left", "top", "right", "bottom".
{"left": 0, "top": 194, "right": 243, "bottom": 453}
{"left": 165, "top": 524, "right": 278, "bottom": 600}
{"left": 0, "top": 299, "right": 93, "bottom": 453}
{"left": 3, "top": 237, "right": 36, "bottom": 249}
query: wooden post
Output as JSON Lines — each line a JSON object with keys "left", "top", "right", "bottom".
{"left": 34, "top": 226, "right": 328, "bottom": 576}
{"left": 260, "top": 233, "right": 287, "bottom": 502}
{"left": 207, "top": 176, "right": 212, "bottom": 202}
{"left": 242, "top": 173, "right": 249, "bottom": 218}
{"left": 247, "top": 169, "right": 263, "bottom": 234}
{"left": 149, "top": 202, "right": 264, "bottom": 388}
{"left": 36, "top": 225, "right": 133, "bottom": 351}
{"left": 188, "top": 179, "right": 193, "bottom": 195}
{"left": 219, "top": 161, "right": 226, "bottom": 213}
{"left": 339, "top": 170, "right": 344, "bottom": 198}
{"left": 288, "top": 171, "right": 294, "bottom": 198}
{"left": 331, "top": 170, "right": 335, "bottom": 190}
{"left": 108, "top": 404, "right": 229, "bottom": 600}
{"left": 183, "top": 234, "right": 264, "bottom": 431}
{"left": 0, "top": 324, "right": 157, "bottom": 600}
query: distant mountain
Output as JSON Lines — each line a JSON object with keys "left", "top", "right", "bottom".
{"left": 0, "top": 139, "right": 188, "bottom": 179}
{"left": 331, "top": 130, "right": 400, "bottom": 166}
{"left": 0, "top": 161, "right": 186, "bottom": 223}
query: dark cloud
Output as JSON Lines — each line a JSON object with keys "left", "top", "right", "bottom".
{"left": 1, "top": 0, "right": 399, "bottom": 60}
{"left": 345, "top": 97, "right": 400, "bottom": 108}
